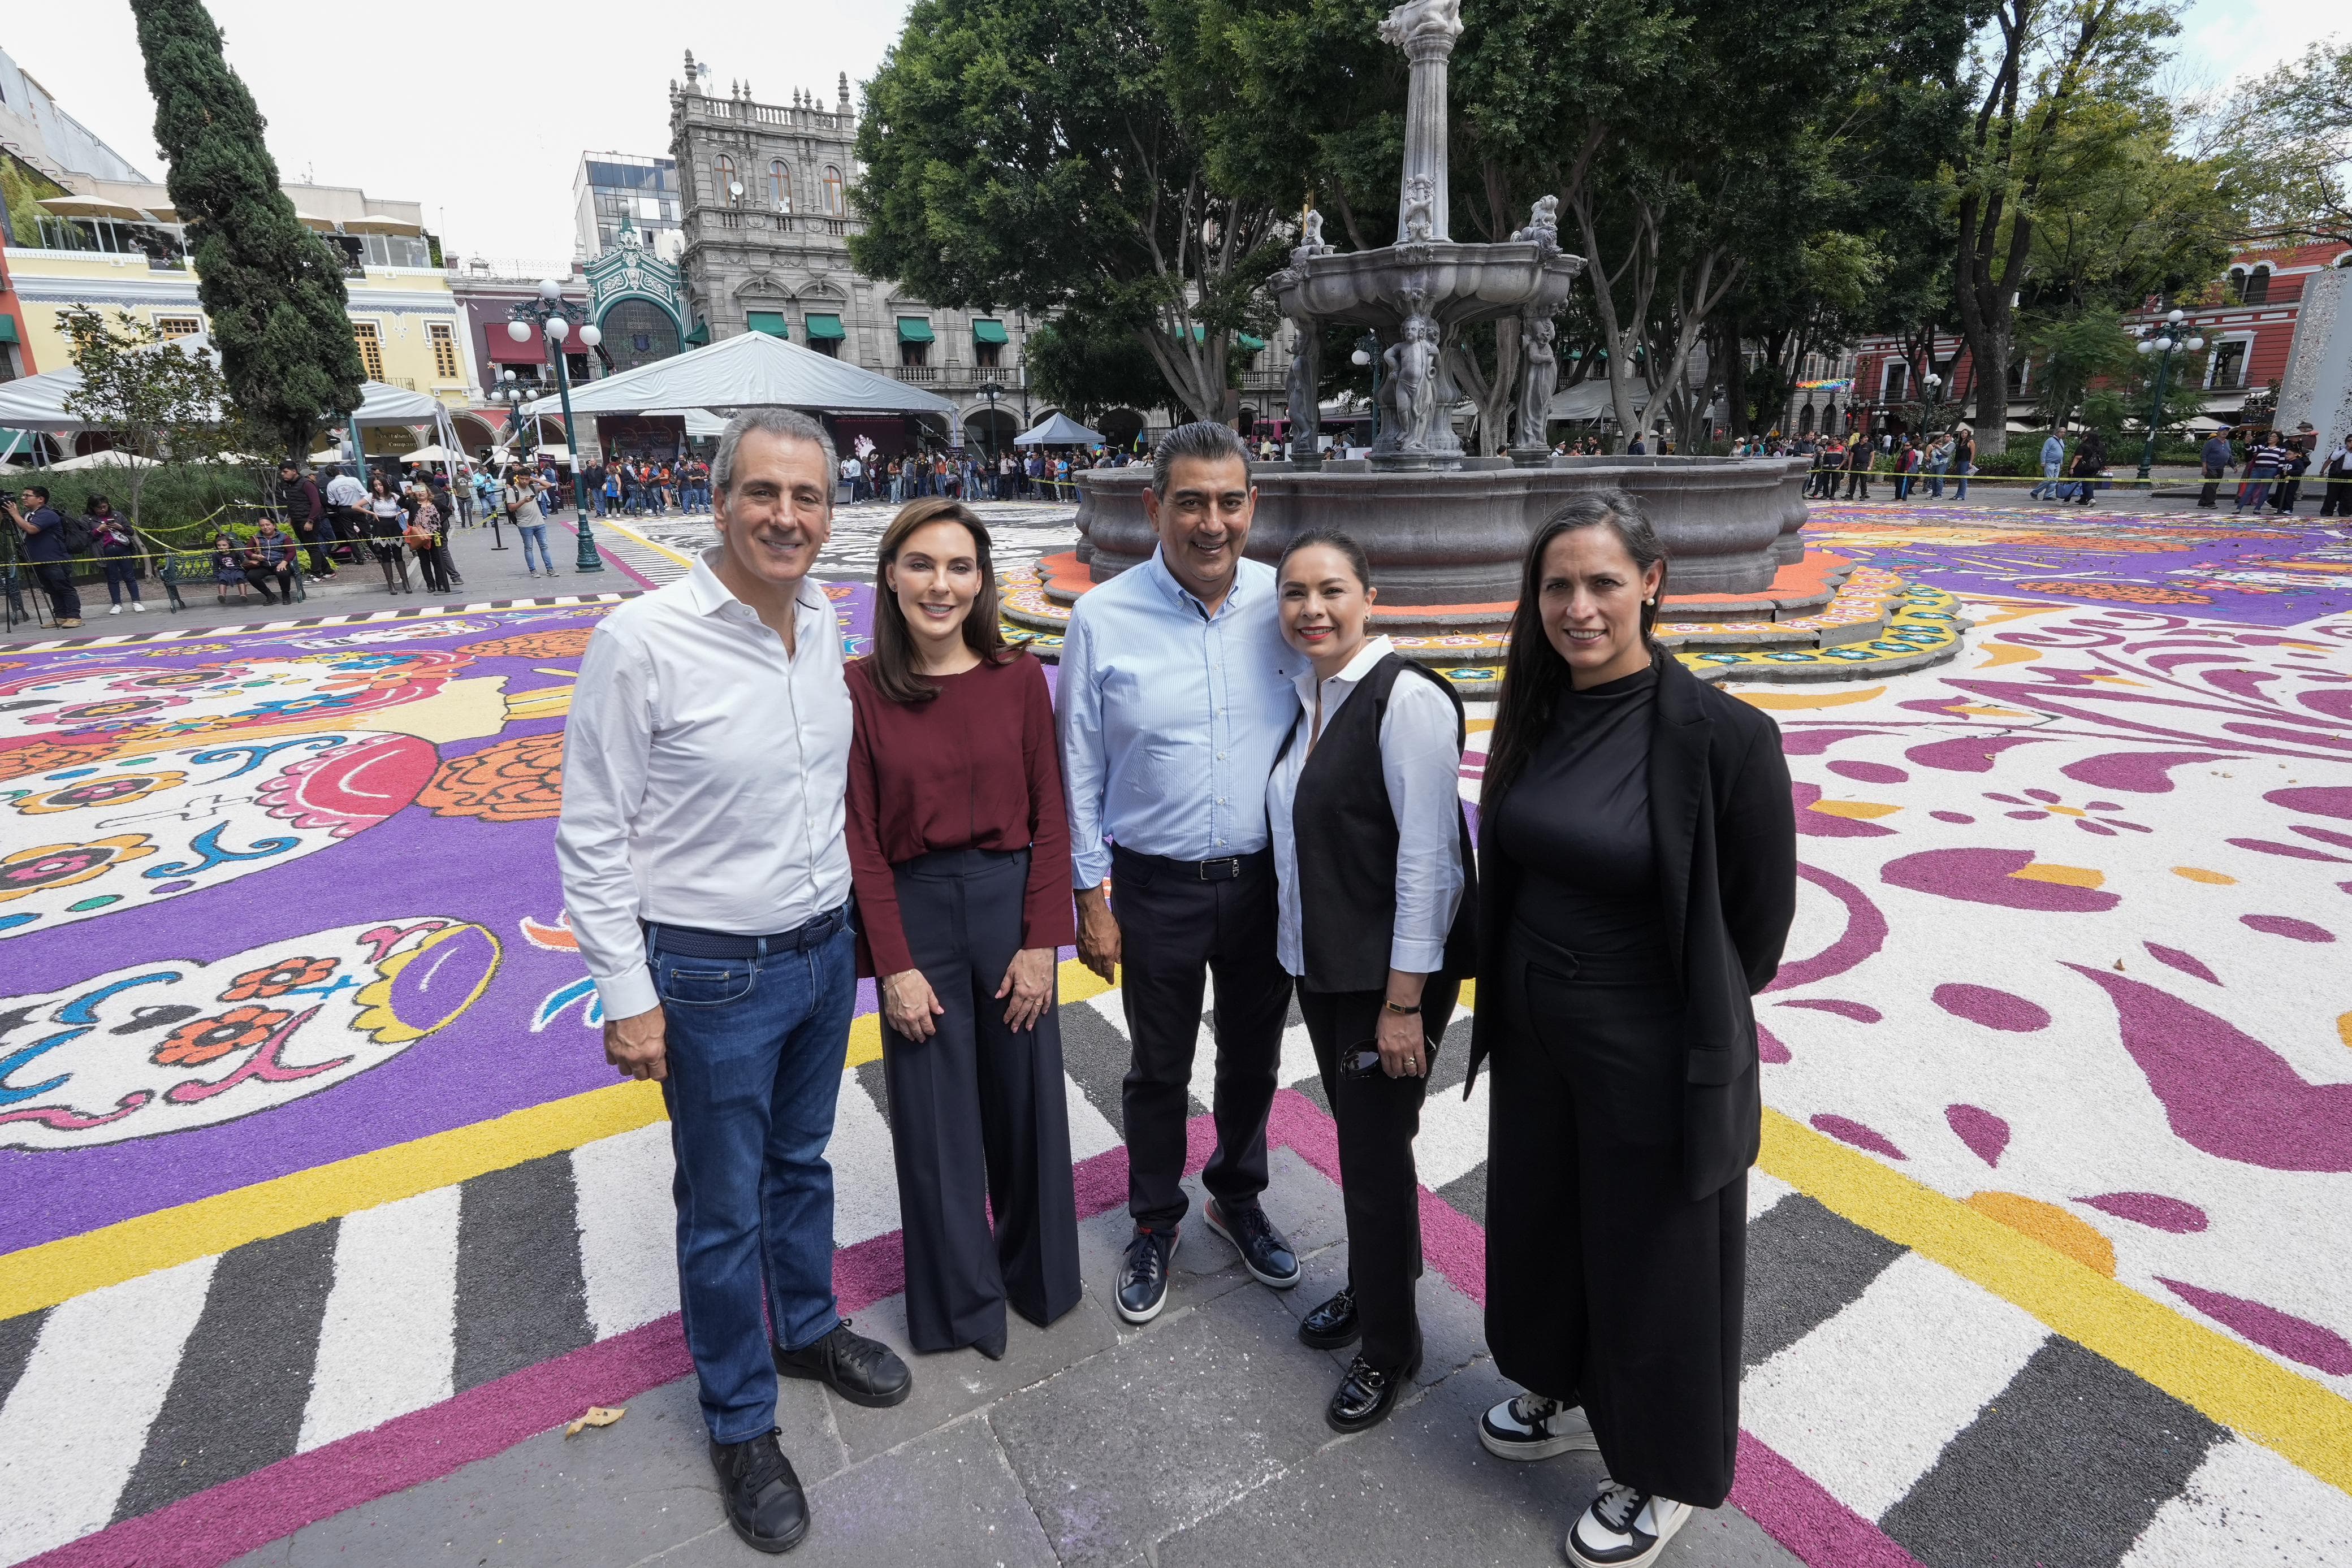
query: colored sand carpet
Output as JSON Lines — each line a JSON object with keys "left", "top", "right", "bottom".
{"left": 0, "top": 503, "right": 2347, "bottom": 1566}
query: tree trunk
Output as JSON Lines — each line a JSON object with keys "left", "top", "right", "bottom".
{"left": 1720, "top": 317, "right": 1749, "bottom": 438}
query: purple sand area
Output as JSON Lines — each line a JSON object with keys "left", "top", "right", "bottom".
{"left": 1808, "top": 502, "right": 2352, "bottom": 626}
{"left": 2, "top": 588, "right": 880, "bottom": 1254}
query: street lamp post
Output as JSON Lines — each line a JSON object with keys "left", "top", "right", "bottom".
{"left": 1351, "top": 331, "right": 1382, "bottom": 449}
{"left": 980, "top": 383, "right": 1002, "bottom": 492}
{"left": 2134, "top": 310, "right": 2205, "bottom": 483}
{"left": 507, "top": 280, "right": 606, "bottom": 574}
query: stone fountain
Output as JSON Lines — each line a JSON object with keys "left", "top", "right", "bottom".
{"left": 1022, "top": 0, "right": 1961, "bottom": 686}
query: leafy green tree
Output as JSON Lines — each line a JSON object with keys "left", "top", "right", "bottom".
{"left": 58, "top": 306, "right": 229, "bottom": 532}
{"left": 2197, "top": 40, "right": 2352, "bottom": 249}
{"left": 1027, "top": 318, "right": 1183, "bottom": 422}
{"left": 131, "top": 0, "right": 364, "bottom": 461}
{"left": 853, "top": 0, "right": 1283, "bottom": 423}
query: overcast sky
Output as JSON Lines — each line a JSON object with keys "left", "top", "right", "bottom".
{"left": 3, "top": 0, "right": 2330, "bottom": 265}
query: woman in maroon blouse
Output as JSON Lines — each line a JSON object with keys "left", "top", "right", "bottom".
{"left": 846, "top": 498, "right": 1082, "bottom": 1360}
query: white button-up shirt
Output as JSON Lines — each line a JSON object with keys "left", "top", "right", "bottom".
{"left": 1266, "top": 636, "right": 1467, "bottom": 979}
{"left": 1057, "top": 548, "right": 1296, "bottom": 888}
{"left": 556, "top": 550, "right": 853, "bottom": 1019}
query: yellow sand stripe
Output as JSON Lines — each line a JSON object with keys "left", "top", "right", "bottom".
{"left": 596, "top": 517, "right": 697, "bottom": 568}
{"left": 0, "top": 1079, "right": 667, "bottom": 1320}
{"left": 1759, "top": 1108, "right": 2352, "bottom": 1493}
{"left": 5, "top": 960, "right": 1108, "bottom": 1315}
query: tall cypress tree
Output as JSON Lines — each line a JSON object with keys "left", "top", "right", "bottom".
{"left": 131, "top": 0, "right": 364, "bottom": 461}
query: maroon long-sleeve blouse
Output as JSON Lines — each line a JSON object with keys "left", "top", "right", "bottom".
{"left": 844, "top": 651, "right": 1076, "bottom": 977}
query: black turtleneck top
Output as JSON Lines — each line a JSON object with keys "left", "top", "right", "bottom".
{"left": 1491, "top": 662, "right": 1666, "bottom": 958}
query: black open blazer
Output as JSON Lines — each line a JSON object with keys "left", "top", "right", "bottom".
{"left": 1466, "top": 648, "right": 1799, "bottom": 1199}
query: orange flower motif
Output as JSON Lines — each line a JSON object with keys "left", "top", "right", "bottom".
{"left": 460, "top": 630, "right": 595, "bottom": 661}
{"left": 222, "top": 956, "right": 339, "bottom": 1001}
{"left": 0, "top": 739, "right": 122, "bottom": 785}
{"left": 152, "top": 1005, "right": 293, "bottom": 1067}
{"left": 418, "top": 733, "right": 565, "bottom": 823}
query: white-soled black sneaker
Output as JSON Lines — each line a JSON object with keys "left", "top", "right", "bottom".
{"left": 1564, "top": 1482, "right": 1690, "bottom": 1568}
{"left": 1479, "top": 1391, "right": 1599, "bottom": 1461}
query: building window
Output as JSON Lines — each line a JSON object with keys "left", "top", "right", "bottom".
{"left": 975, "top": 339, "right": 1001, "bottom": 370}
{"left": 352, "top": 322, "right": 384, "bottom": 381}
{"left": 769, "top": 161, "right": 792, "bottom": 211}
{"left": 154, "top": 314, "right": 202, "bottom": 340}
{"left": 429, "top": 322, "right": 460, "bottom": 379}
{"left": 2210, "top": 340, "right": 2248, "bottom": 389}
{"left": 714, "top": 155, "right": 738, "bottom": 206}
{"left": 1883, "top": 362, "right": 1908, "bottom": 402}
{"left": 2242, "top": 267, "right": 2269, "bottom": 306}
{"left": 823, "top": 166, "right": 845, "bottom": 215}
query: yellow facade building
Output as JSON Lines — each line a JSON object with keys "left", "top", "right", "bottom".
{"left": 3, "top": 177, "right": 477, "bottom": 421}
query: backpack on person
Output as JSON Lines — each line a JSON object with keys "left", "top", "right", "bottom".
{"left": 59, "top": 513, "right": 96, "bottom": 553}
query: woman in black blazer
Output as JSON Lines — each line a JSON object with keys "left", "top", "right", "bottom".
{"left": 1469, "top": 492, "right": 1796, "bottom": 1568}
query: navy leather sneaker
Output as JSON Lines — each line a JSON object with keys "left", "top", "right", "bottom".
{"left": 1116, "top": 1225, "right": 1178, "bottom": 1324}
{"left": 1203, "top": 1198, "right": 1300, "bottom": 1289}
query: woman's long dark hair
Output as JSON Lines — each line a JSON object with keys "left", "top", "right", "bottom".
{"left": 868, "top": 497, "right": 1017, "bottom": 704}
{"left": 1482, "top": 490, "right": 1668, "bottom": 809}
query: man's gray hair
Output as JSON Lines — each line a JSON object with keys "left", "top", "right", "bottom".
{"left": 713, "top": 408, "right": 838, "bottom": 499}
{"left": 1150, "top": 420, "right": 1251, "bottom": 497}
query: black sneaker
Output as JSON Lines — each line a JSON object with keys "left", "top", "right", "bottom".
{"left": 1325, "top": 1345, "right": 1420, "bottom": 1434}
{"left": 709, "top": 1430, "right": 809, "bottom": 1554}
{"left": 1298, "top": 1286, "right": 1359, "bottom": 1350}
{"left": 1115, "top": 1225, "right": 1178, "bottom": 1324}
{"left": 773, "top": 1319, "right": 911, "bottom": 1408}
{"left": 1203, "top": 1198, "right": 1299, "bottom": 1289}
{"left": 1564, "top": 1482, "right": 1692, "bottom": 1568}
{"left": 1479, "top": 1389, "right": 1599, "bottom": 1461}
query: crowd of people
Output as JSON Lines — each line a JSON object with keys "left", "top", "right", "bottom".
{"left": 555, "top": 412, "right": 1799, "bottom": 1567}
{"left": 835, "top": 445, "right": 1142, "bottom": 505}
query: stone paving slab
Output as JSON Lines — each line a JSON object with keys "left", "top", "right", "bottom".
{"left": 222, "top": 1153, "right": 1796, "bottom": 1568}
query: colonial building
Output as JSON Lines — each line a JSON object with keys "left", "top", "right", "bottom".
{"left": 666, "top": 52, "right": 1038, "bottom": 455}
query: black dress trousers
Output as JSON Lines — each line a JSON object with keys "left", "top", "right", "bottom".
{"left": 1298, "top": 981, "right": 1459, "bottom": 1372}
{"left": 1484, "top": 925, "right": 1745, "bottom": 1510}
{"left": 1110, "top": 846, "right": 1294, "bottom": 1232}
{"left": 881, "top": 848, "right": 1083, "bottom": 1353}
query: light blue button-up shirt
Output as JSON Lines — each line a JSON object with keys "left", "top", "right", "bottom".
{"left": 1056, "top": 548, "right": 1297, "bottom": 888}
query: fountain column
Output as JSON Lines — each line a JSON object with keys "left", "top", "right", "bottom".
{"left": 1380, "top": 0, "right": 1462, "bottom": 242}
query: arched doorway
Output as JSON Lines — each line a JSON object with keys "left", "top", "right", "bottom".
{"left": 452, "top": 413, "right": 499, "bottom": 458}
{"left": 964, "top": 405, "right": 1018, "bottom": 459}
{"left": 1097, "top": 407, "right": 1145, "bottom": 453}
{"left": 598, "top": 297, "right": 684, "bottom": 372}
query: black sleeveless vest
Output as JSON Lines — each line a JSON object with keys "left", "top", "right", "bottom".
{"left": 1288, "top": 653, "right": 1478, "bottom": 994}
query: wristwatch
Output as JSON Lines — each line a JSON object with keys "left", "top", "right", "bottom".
{"left": 1382, "top": 999, "right": 1420, "bottom": 1016}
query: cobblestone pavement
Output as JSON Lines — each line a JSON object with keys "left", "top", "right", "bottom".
{"left": 1, "top": 504, "right": 2347, "bottom": 1568}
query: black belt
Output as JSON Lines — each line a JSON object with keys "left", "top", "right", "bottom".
{"left": 645, "top": 903, "right": 851, "bottom": 960}
{"left": 1113, "top": 845, "right": 1270, "bottom": 882}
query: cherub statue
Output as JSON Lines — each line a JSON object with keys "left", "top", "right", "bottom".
{"left": 1400, "top": 174, "right": 1436, "bottom": 244}
{"left": 1378, "top": 0, "right": 1464, "bottom": 49}
{"left": 1516, "top": 315, "right": 1559, "bottom": 449}
{"left": 1512, "top": 194, "right": 1560, "bottom": 250}
{"left": 1291, "top": 207, "right": 1335, "bottom": 267}
{"left": 1383, "top": 314, "right": 1442, "bottom": 449}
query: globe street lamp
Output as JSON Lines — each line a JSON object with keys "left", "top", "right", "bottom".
{"left": 508, "top": 279, "right": 605, "bottom": 572}
{"left": 980, "top": 382, "right": 1003, "bottom": 480}
{"left": 2134, "top": 309, "right": 2205, "bottom": 482}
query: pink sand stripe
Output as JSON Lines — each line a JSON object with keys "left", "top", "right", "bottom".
{"left": 1730, "top": 1433, "right": 1929, "bottom": 1568}
{"left": 36, "top": 1103, "right": 1913, "bottom": 1568}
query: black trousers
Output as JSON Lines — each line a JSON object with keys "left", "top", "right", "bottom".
{"left": 2199, "top": 471, "right": 2223, "bottom": 507}
{"left": 1300, "top": 981, "right": 1459, "bottom": 1371}
{"left": 1485, "top": 923, "right": 1744, "bottom": 1510}
{"left": 1110, "top": 846, "right": 1292, "bottom": 1231}
{"left": 881, "top": 848, "right": 1082, "bottom": 1353}
{"left": 2323, "top": 475, "right": 2350, "bottom": 517}
{"left": 33, "top": 562, "right": 80, "bottom": 620}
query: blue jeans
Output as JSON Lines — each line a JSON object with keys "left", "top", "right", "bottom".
{"left": 652, "top": 919, "right": 856, "bottom": 1442}
{"left": 518, "top": 523, "right": 554, "bottom": 573}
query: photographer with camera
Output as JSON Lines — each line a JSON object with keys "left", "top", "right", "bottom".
{"left": 5, "top": 486, "right": 83, "bottom": 627}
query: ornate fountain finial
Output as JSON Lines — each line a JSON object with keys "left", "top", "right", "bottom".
{"left": 1377, "top": 0, "right": 1463, "bottom": 49}
{"left": 1512, "top": 194, "right": 1560, "bottom": 252}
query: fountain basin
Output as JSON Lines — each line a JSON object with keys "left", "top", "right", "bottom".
{"left": 1075, "top": 454, "right": 1812, "bottom": 603}
{"left": 1272, "top": 240, "right": 1582, "bottom": 329}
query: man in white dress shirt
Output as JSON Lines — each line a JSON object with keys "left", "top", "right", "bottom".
{"left": 557, "top": 409, "right": 910, "bottom": 1556}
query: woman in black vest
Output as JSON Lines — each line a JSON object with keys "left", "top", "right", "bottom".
{"left": 1266, "top": 529, "right": 1475, "bottom": 1435}
{"left": 1471, "top": 492, "right": 1795, "bottom": 1568}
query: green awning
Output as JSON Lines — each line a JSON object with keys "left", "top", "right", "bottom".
{"left": 972, "top": 318, "right": 1009, "bottom": 345}
{"left": 897, "top": 317, "right": 936, "bottom": 344}
{"left": 746, "top": 311, "right": 789, "bottom": 338}
{"left": 805, "top": 313, "right": 845, "bottom": 341}
{"left": 0, "top": 316, "right": 18, "bottom": 344}
{"left": 684, "top": 320, "right": 710, "bottom": 346}
{"left": 1238, "top": 333, "right": 1266, "bottom": 352}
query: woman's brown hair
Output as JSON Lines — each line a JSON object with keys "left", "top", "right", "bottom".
{"left": 867, "top": 497, "right": 1018, "bottom": 704}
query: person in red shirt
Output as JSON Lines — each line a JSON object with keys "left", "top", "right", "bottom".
{"left": 845, "top": 498, "right": 1082, "bottom": 1361}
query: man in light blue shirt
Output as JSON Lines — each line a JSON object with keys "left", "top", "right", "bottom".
{"left": 2033, "top": 432, "right": 2066, "bottom": 500}
{"left": 1058, "top": 421, "right": 1305, "bottom": 1324}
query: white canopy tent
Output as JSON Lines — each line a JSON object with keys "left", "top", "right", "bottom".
{"left": 522, "top": 330, "right": 958, "bottom": 423}
{"left": 1013, "top": 412, "right": 1103, "bottom": 447}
